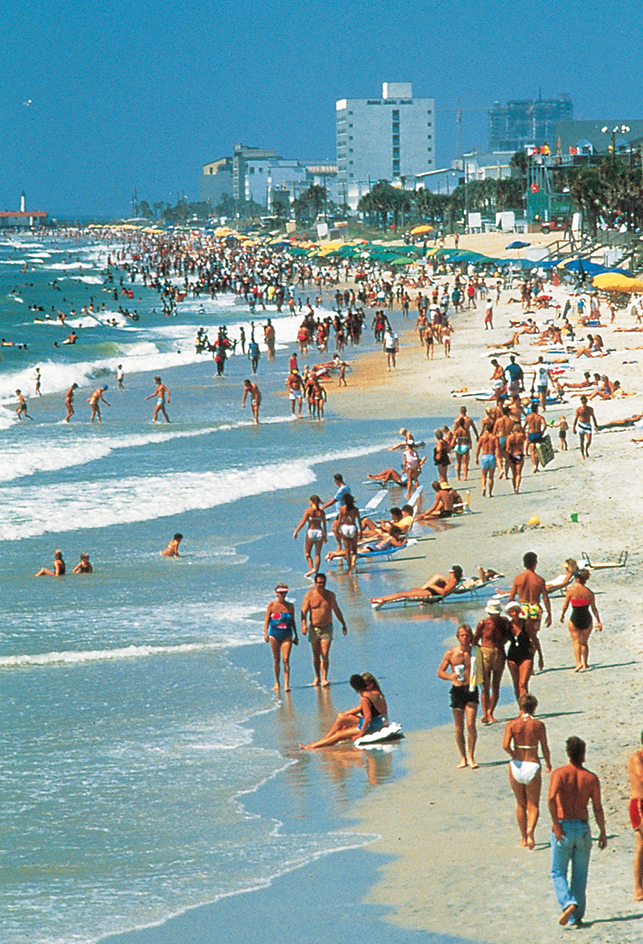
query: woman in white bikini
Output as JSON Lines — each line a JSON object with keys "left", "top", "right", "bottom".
{"left": 293, "top": 495, "right": 327, "bottom": 577}
{"left": 503, "top": 693, "right": 552, "bottom": 849}
{"left": 337, "top": 493, "right": 362, "bottom": 575}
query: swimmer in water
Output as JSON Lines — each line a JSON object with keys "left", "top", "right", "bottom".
{"left": 65, "top": 383, "right": 78, "bottom": 422}
{"left": 36, "top": 549, "right": 66, "bottom": 577}
{"left": 161, "top": 533, "right": 183, "bottom": 557}
{"left": 72, "top": 553, "right": 93, "bottom": 574}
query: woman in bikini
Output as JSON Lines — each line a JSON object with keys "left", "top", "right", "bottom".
{"left": 300, "top": 673, "right": 388, "bottom": 749}
{"left": 560, "top": 568, "right": 602, "bottom": 672}
{"left": 505, "top": 421, "right": 527, "bottom": 494}
{"left": 264, "top": 584, "right": 298, "bottom": 691}
{"left": 336, "top": 493, "right": 362, "bottom": 574}
{"left": 293, "top": 495, "right": 327, "bottom": 577}
{"left": 503, "top": 693, "right": 552, "bottom": 848}
{"left": 452, "top": 414, "right": 472, "bottom": 482}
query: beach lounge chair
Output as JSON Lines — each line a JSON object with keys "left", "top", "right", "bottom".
{"left": 580, "top": 550, "right": 628, "bottom": 570}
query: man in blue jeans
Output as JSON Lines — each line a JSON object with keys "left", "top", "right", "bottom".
{"left": 548, "top": 736, "right": 607, "bottom": 926}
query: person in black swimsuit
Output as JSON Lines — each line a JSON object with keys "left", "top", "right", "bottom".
{"left": 505, "top": 602, "right": 537, "bottom": 703}
{"left": 560, "top": 569, "right": 602, "bottom": 672}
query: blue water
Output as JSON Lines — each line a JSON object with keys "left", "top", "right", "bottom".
{"left": 0, "top": 233, "right": 484, "bottom": 944}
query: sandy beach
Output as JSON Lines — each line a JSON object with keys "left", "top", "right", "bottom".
{"left": 97, "top": 234, "right": 643, "bottom": 944}
{"left": 328, "top": 239, "right": 643, "bottom": 941}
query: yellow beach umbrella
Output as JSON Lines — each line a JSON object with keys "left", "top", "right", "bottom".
{"left": 592, "top": 273, "right": 643, "bottom": 293}
{"left": 410, "top": 224, "right": 434, "bottom": 235}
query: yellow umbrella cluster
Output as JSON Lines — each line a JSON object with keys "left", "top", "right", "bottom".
{"left": 592, "top": 273, "right": 643, "bottom": 293}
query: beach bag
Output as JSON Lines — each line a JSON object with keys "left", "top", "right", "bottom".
{"left": 536, "top": 434, "right": 554, "bottom": 467}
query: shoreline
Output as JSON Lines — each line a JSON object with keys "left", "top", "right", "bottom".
{"left": 99, "top": 252, "right": 643, "bottom": 943}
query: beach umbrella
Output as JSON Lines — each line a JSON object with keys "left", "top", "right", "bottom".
{"left": 410, "top": 224, "right": 434, "bottom": 235}
{"left": 592, "top": 273, "right": 643, "bottom": 293}
{"left": 390, "top": 255, "right": 415, "bottom": 265}
{"left": 505, "top": 240, "right": 531, "bottom": 249}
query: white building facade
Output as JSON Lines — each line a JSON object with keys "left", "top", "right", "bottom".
{"left": 336, "top": 82, "right": 435, "bottom": 209}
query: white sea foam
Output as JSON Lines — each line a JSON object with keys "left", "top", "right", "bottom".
{"left": 0, "top": 642, "right": 218, "bottom": 668}
{"left": 0, "top": 427, "right": 216, "bottom": 482}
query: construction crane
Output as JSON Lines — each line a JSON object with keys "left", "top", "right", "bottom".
{"left": 437, "top": 99, "right": 489, "bottom": 161}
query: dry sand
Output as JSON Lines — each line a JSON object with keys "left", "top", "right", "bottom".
{"left": 327, "top": 257, "right": 643, "bottom": 941}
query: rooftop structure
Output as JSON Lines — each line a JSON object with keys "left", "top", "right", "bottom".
{"left": 336, "top": 83, "right": 435, "bottom": 209}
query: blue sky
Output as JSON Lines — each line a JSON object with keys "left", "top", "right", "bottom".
{"left": 2, "top": 0, "right": 643, "bottom": 217}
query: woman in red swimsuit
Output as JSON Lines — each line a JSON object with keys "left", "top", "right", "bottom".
{"left": 560, "top": 569, "right": 602, "bottom": 672}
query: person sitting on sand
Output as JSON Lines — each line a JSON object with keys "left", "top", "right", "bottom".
{"left": 503, "top": 693, "right": 552, "bottom": 849}
{"left": 72, "top": 553, "right": 93, "bottom": 574}
{"left": 369, "top": 564, "right": 463, "bottom": 608}
{"left": 36, "top": 549, "right": 65, "bottom": 577}
{"left": 437, "top": 624, "right": 480, "bottom": 769}
{"left": 161, "top": 533, "right": 183, "bottom": 557}
{"left": 415, "top": 481, "right": 462, "bottom": 520}
{"left": 300, "top": 672, "right": 388, "bottom": 750}
{"left": 367, "top": 467, "right": 407, "bottom": 485}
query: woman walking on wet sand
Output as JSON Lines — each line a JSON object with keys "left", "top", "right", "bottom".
{"left": 293, "top": 495, "right": 327, "bottom": 577}
{"left": 264, "top": 584, "right": 298, "bottom": 692}
{"left": 560, "top": 569, "right": 602, "bottom": 671}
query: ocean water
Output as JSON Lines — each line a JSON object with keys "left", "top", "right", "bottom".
{"left": 0, "top": 234, "right": 475, "bottom": 944}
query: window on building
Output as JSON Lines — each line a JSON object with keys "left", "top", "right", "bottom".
{"left": 249, "top": 167, "right": 255, "bottom": 174}
{"left": 393, "top": 148, "right": 400, "bottom": 158}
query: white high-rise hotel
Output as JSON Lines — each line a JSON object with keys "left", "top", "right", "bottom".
{"left": 336, "top": 82, "right": 435, "bottom": 209}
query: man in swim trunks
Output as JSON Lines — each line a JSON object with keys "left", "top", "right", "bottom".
{"left": 548, "top": 736, "right": 607, "bottom": 927}
{"left": 510, "top": 551, "right": 551, "bottom": 670}
{"left": 627, "top": 730, "right": 643, "bottom": 901}
{"left": 321, "top": 473, "right": 352, "bottom": 551}
{"left": 145, "top": 376, "right": 170, "bottom": 423}
{"left": 88, "top": 385, "right": 110, "bottom": 423}
{"left": 573, "top": 396, "right": 598, "bottom": 458}
{"left": 415, "top": 481, "right": 462, "bottom": 520}
{"left": 524, "top": 402, "right": 547, "bottom": 472}
{"left": 437, "top": 624, "right": 479, "bottom": 769}
{"left": 285, "top": 367, "right": 303, "bottom": 418}
{"left": 475, "top": 420, "right": 498, "bottom": 497}
{"left": 242, "top": 379, "right": 261, "bottom": 425}
{"left": 473, "top": 602, "right": 510, "bottom": 724}
{"left": 15, "top": 389, "right": 32, "bottom": 420}
{"left": 300, "top": 572, "right": 348, "bottom": 687}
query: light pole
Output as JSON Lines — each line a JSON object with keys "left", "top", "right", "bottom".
{"left": 601, "top": 124, "right": 630, "bottom": 168}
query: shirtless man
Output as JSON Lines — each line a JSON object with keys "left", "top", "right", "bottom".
{"left": 116, "top": 364, "right": 125, "bottom": 390}
{"left": 524, "top": 403, "right": 547, "bottom": 472}
{"left": 437, "top": 624, "right": 479, "bottom": 769}
{"left": 473, "top": 602, "right": 510, "bottom": 724}
{"left": 161, "top": 533, "right": 182, "bottom": 557}
{"left": 65, "top": 382, "right": 78, "bottom": 422}
{"left": 475, "top": 420, "right": 498, "bottom": 497}
{"left": 573, "top": 396, "right": 598, "bottom": 458}
{"left": 88, "top": 385, "right": 110, "bottom": 423}
{"left": 628, "top": 731, "right": 643, "bottom": 901}
{"left": 548, "top": 736, "right": 607, "bottom": 927}
{"left": 415, "top": 481, "right": 461, "bottom": 520}
{"left": 146, "top": 376, "right": 170, "bottom": 423}
{"left": 510, "top": 551, "right": 551, "bottom": 669}
{"left": 285, "top": 368, "right": 303, "bottom": 418}
{"left": 300, "top": 572, "right": 348, "bottom": 687}
{"left": 369, "top": 564, "right": 464, "bottom": 608}
{"left": 15, "top": 389, "right": 32, "bottom": 420}
{"left": 455, "top": 405, "right": 479, "bottom": 442}
{"left": 493, "top": 406, "right": 514, "bottom": 479}
{"left": 242, "top": 378, "right": 261, "bottom": 425}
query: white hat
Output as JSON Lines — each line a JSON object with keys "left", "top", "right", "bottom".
{"left": 485, "top": 602, "right": 501, "bottom": 615}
